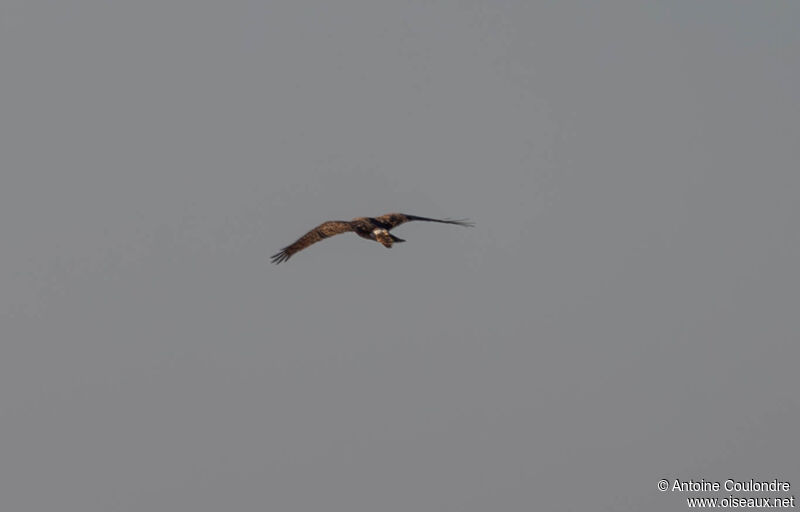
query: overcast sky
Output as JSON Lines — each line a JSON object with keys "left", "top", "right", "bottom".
{"left": 1, "top": 1, "right": 798, "bottom": 511}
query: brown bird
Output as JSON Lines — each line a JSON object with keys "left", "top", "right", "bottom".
{"left": 271, "top": 213, "right": 474, "bottom": 264}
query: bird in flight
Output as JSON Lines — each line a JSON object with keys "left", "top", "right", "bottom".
{"left": 271, "top": 213, "right": 474, "bottom": 264}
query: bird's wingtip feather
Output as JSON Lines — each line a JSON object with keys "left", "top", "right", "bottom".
{"left": 271, "top": 251, "right": 289, "bottom": 264}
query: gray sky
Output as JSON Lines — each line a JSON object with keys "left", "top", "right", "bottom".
{"left": 1, "top": 1, "right": 798, "bottom": 511}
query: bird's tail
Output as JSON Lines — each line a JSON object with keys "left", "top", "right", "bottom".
{"left": 404, "top": 215, "right": 475, "bottom": 227}
{"left": 390, "top": 234, "right": 405, "bottom": 243}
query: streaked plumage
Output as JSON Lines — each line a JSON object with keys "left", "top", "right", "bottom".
{"left": 271, "top": 213, "right": 474, "bottom": 264}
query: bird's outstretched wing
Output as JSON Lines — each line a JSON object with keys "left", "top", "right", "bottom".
{"left": 372, "top": 213, "right": 475, "bottom": 230}
{"left": 271, "top": 221, "right": 354, "bottom": 264}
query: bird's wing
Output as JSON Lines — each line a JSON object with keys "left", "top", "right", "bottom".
{"left": 373, "top": 213, "right": 475, "bottom": 229}
{"left": 271, "top": 220, "right": 354, "bottom": 264}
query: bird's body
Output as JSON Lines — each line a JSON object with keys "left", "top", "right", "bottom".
{"left": 271, "top": 213, "right": 473, "bottom": 264}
